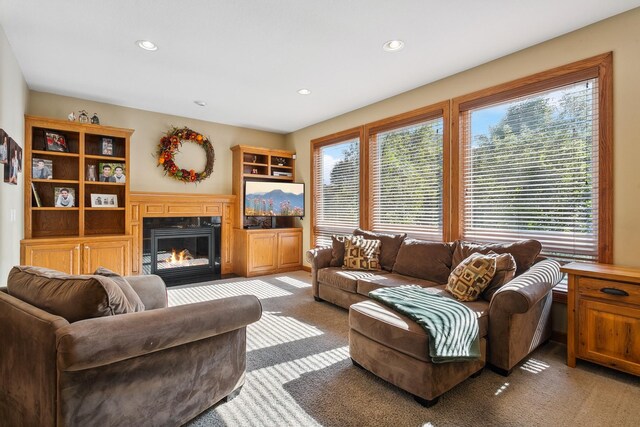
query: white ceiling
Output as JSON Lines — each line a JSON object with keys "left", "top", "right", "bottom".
{"left": 1, "top": 1, "right": 639, "bottom": 134}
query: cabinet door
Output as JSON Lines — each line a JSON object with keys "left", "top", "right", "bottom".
{"left": 578, "top": 299, "right": 640, "bottom": 375}
{"left": 82, "top": 238, "right": 131, "bottom": 275}
{"left": 247, "top": 232, "right": 278, "bottom": 275}
{"left": 22, "top": 243, "right": 81, "bottom": 274}
{"left": 277, "top": 231, "right": 302, "bottom": 269}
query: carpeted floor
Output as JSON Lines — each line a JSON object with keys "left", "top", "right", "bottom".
{"left": 171, "top": 271, "right": 640, "bottom": 427}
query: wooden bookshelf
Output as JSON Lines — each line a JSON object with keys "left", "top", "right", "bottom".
{"left": 21, "top": 116, "right": 134, "bottom": 275}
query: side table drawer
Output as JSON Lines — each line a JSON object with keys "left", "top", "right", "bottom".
{"left": 577, "top": 277, "right": 640, "bottom": 305}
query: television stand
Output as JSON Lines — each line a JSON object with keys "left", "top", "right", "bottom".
{"left": 232, "top": 227, "right": 302, "bottom": 276}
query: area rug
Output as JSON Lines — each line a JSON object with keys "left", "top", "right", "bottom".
{"left": 170, "top": 271, "right": 640, "bottom": 427}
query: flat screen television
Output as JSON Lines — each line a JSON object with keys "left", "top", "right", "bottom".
{"left": 244, "top": 180, "right": 305, "bottom": 217}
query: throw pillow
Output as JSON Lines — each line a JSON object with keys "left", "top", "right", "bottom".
{"left": 392, "top": 239, "right": 454, "bottom": 284}
{"left": 7, "top": 266, "right": 134, "bottom": 322}
{"left": 343, "top": 237, "right": 382, "bottom": 271}
{"left": 451, "top": 239, "right": 542, "bottom": 276}
{"left": 330, "top": 234, "right": 353, "bottom": 267}
{"left": 481, "top": 252, "right": 517, "bottom": 301}
{"left": 353, "top": 229, "right": 407, "bottom": 271}
{"left": 446, "top": 253, "right": 497, "bottom": 302}
{"left": 94, "top": 266, "right": 145, "bottom": 312}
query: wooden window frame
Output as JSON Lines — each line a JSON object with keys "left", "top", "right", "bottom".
{"left": 363, "top": 101, "right": 451, "bottom": 241}
{"left": 451, "top": 52, "right": 613, "bottom": 264}
{"left": 310, "top": 126, "right": 365, "bottom": 248}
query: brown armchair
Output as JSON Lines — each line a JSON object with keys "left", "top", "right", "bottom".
{"left": 0, "top": 272, "right": 262, "bottom": 426}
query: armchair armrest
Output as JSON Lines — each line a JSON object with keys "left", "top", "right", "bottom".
{"left": 125, "top": 274, "right": 167, "bottom": 310}
{"left": 306, "top": 246, "right": 333, "bottom": 298}
{"left": 56, "top": 295, "right": 262, "bottom": 371}
{"left": 490, "top": 259, "right": 563, "bottom": 314}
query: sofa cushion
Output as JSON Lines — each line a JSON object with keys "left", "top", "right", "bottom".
{"left": 356, "top": 273, "right": 441, "bottom": 297}
{"left": 446, "top": 253, "right": 497, "bottom": 302}
{"left": 343, "top": 238, "right": 382, "bottom": 271}
{"left": 482, "top": 253, "right": 517, "bottom": 301}
{"left": 392, "top": 239, "right": 453, "bottom": 284}
{"left": 349, "top": 291, "right": 489, "bottom": 363}
{"left": 353, "top": 229, "right": 407, "bottom": 271}
{"left": 94, "top": 267, "right": 145, "bottom": 312}
{"left": 7, "top": 266, "right": 133, "bottom": 322}
{"left": 317, "top": 267, "right": 388, "bottom": 294}
{"left": 330, "top": 234, "right": 351, "bottom": 267}
{"left": 452, "top": 240, "right": 542, "bottom": 276}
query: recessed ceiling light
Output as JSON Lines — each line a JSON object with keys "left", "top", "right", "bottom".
{"left": 297, "top": 89, "right": 311, "bottom": 95}
{"left": 194, "top": 100, "right": 207, "bottom": 107}
{"left": 136, "top": 40, "right": 158, "bottom": 51}
{"left": 383, "top": 40, "right": 405, "bottom": 52}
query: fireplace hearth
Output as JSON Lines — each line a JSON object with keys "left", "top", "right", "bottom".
{"left": 143, "top": 217, "right": 221, "bottom": 286}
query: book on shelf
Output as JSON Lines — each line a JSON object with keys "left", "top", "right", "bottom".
{"left": 31, "top": 182, "right": 42, "bottom": 207}
{"left": 272, "top": 171, "right": 292, "bottom": 177}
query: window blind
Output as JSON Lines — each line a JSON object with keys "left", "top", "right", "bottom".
{"left": 460, "top": 78, "right": 599, "bottom": 262}
{"left": 313, "top": 138, "right": 360, "bottom": 246}
{"left": 369, "top": 117, "right": 444, "bottom": 241}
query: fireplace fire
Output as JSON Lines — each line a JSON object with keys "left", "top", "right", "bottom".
{"left": 157, "top": 248, "right": 210, "bottom": 270}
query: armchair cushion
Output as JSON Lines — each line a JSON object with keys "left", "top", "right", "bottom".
{"left": 94, "top": 267, "right": 145, "bottom": 312}
{"left": 7, "top": 266, "right": 133, "bottom": 322}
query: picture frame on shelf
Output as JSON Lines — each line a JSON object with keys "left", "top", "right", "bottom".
{"left": 44, "top": 131, "right": 68, "bottom": 152}
{"left": 100, "top": 137, "right": 114, "bottom": 156}
{"left": 54, "top": 187, "right": 75, "bottom": 207}
{"left": 99, "top": 162, "right": 125, "bottom": 183}
{"left": 91, "top": 193, "right": 118, "bottom": 207}
{"left": 32, "top": 158, "right": 53, "bottom": 179}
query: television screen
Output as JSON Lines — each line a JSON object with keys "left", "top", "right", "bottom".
{"left": 244, "top": 181, "right": 305, "bottom": 217}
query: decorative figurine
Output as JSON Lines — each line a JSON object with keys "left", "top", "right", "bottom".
{"left": 90, "top": 113, "right": 100, "bottom": 125}
{"left": 78, "top": 110, "right": 89, "bottom": 124}
{"left": 68, "top": 112, "right": 77, "bottom": 121}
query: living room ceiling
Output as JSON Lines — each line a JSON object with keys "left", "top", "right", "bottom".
{"left": 1, "top": 1, "right": 639, "bottom": 133}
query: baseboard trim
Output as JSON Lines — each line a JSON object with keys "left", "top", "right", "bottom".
{"left": 301, "top": 265, "right": 311, "bottom": 272}
{"left": 550, "top": 331, "right": 567, "bottom": 345}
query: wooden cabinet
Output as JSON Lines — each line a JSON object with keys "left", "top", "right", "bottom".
{"left": 234, "top": 228, "right": 302, "bottom": 277}
{"left": 563, "top": 262, "right": 640, "bottom": 375}
{"left": 21, "top": 236, "right": 132, "bottom": 275}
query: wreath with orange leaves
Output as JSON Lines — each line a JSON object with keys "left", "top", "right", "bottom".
{"left": 157, "top": 126, "right": 215, "bottom": 183}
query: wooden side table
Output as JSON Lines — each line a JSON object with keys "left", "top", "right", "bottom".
{"left": 562, "top": 262, "right": 640, "bottom": 375}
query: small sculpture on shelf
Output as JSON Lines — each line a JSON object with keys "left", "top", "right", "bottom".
{"left": 78, "top": 110, "right": 89, "bottom": 124}
{"left": 67, "top": 112, "right": 76, "bottom": 122}
{"left": 90, "top": 113, "right": 100, "bottom": 125}
{"left": 274, "top": 157, "right": 286, "bottom": 166}
{"left": 86, "top": 164, "right": 97, "bottom": 181}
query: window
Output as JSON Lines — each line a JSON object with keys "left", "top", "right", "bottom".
{"left": 454, "top": 54, "right": 612, "bottom": 263}
{"left": 366, "top": 104, "right": 449, "bottom": 241}
{"left": 311, "top": 128, "right": 362, "bottom": 246}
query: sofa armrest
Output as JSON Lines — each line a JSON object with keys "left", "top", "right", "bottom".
{"left": 56, "top": 295, "right": 262, "bottom": 371}
{"left": 490, "top": 259, "right": 563, "bottom": 314}
{"left": 125, "top": 274, "right": 167, "bottom": 310}
{"left": 306, "top": 246, "right": 332, "bottom": 298}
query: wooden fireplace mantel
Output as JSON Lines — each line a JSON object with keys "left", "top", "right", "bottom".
{"left": 128, "top": 192, "right": 236, "bottom": 275}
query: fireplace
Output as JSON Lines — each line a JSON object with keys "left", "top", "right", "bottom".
{"left": 143, "top": 217, "right": 221, "bottom": 286}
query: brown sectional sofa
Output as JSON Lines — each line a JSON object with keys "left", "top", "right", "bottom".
{"left": 307, "top": 232, "right": 563, "bottom": 405}
{"left": 0, "top": 267, "right": 262, "bottom": 426}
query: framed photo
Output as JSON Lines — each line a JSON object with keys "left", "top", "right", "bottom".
{"left": 32, "top": 158, "right": 53, "bottom": 179}
{"left": 44, "top": 131, "right": 68, "bottom": 152}
{"left": 0, "top": 129, "right": 8, "bottom": 164}
{"left": 99, "top": 162, "right": 126, "bottom": 183}
{"left": 91, "top": 193, "right": 118, "bottom": 207}
{"left": 54, "top": 187, "right": 75, "bottom": 207}
{"left": 4, "top": 138, "right": 19, "bottom": 185}
{"left": 100, "top": 138, "right": 114, "bottom": 156}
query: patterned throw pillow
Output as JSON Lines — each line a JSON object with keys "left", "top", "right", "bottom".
{"left": 343, "top": 237, "right": 382, "bottom": 271}
{"left": 446, "top": 253, "right": 497, "bottom": 302}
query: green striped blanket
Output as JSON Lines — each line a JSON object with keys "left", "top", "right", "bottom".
{"left": 369, "top": 285, "right": 480, "bottom": 363}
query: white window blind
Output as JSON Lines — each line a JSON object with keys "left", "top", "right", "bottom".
{"left": 313, "top": 138, "right": 360, "bottom": 246}
{"left": 461, "top": 78, "right": 599, "bottom": 262}
{"left": 370, "top": 117, "right": 444, "bottom": 241}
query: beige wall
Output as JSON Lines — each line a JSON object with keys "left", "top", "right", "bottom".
{"left": 0, "top": 24, "right": 29, "bottom": 285}
{"left": 28, "top": 92, "right": 286, "bottom": 195}
{"left": 287, "top": 8, "right": 640, "bottom": 271}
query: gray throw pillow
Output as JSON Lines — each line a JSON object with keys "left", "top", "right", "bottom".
{"left": 94, "top": 267, "right": 145, "bottom": 312}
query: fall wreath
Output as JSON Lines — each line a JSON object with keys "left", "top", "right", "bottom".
{"left": 157, "top": 126, "right": 215, "bottom": 183}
